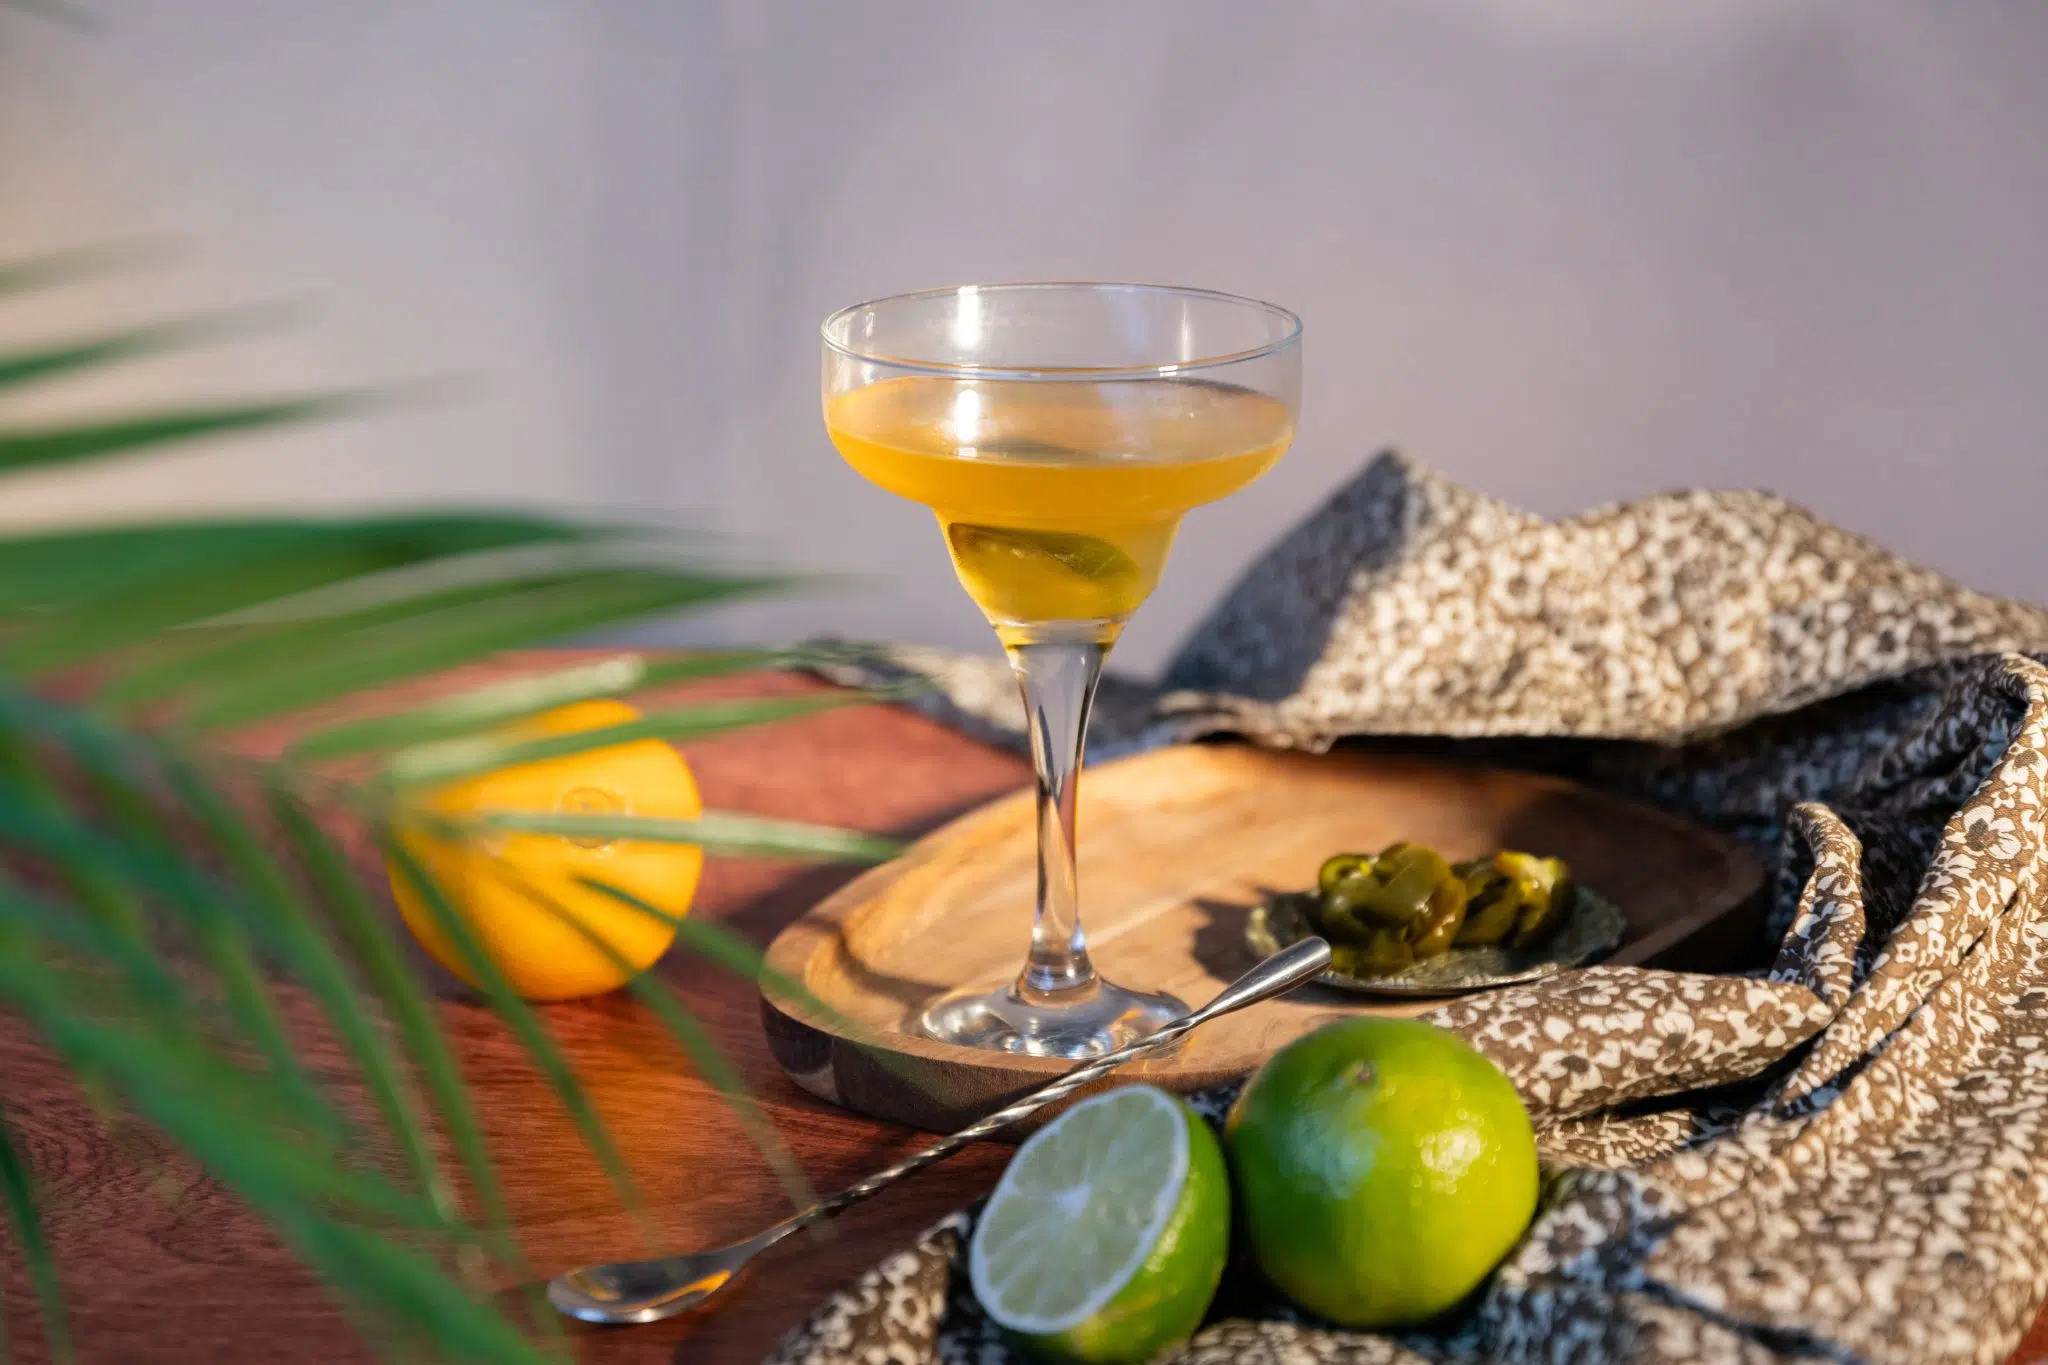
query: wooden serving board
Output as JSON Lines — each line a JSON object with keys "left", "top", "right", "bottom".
{"left": 760, "top": 744, "right": 1763, "bottom": 1131}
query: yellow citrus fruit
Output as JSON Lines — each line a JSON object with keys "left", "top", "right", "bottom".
{"left": 387, "top": 699, "right": 703, "bottom": 1002}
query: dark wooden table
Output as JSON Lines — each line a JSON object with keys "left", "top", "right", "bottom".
{"left": 3, "top": 666, "right": 2045, "bottom": 1362}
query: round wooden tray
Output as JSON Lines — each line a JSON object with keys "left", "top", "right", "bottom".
{"left": 760, "top": 744, "right": 1764, "bottom": 1132}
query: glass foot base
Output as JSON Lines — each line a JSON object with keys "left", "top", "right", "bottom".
{"left": 917, "top": 978, "right": 1189, "bottom": 1059}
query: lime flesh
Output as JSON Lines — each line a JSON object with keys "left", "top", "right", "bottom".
{"left": 970, "top": 1085, "right": 1229, "bottom": 1363}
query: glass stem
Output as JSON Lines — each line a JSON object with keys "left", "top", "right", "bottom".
{"left": 1005, "top": 630, "right": 1108, "bottom": 1004}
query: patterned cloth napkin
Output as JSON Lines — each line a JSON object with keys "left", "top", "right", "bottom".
{"left": 782, "top": 454, "right": 2048, "bottom": 1365}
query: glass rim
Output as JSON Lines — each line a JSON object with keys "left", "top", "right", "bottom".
{"left": 820, "top": 280, "right": 1302, "bottom": 382}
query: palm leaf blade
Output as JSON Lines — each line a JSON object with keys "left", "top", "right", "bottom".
{"left": 0, "top": 791, "right": 348, "bottom": 1144}
{"left": 167, "top": 569, "right": 787, "bottom": 729}
{"left": 168, "top": 764, "right": 454, "bottom": 1225}
{"left": 9, "top": 530, "right": 614, "bottom": 677}
{"left": 381, "top": 691, "right": 870, "bottom": 788}
{"left": 0, "top": 242, "right": 164, "bottom": 296}
{"left": 0, "top": 514, "right": 597, "bottom": 614}
{"left": 0, "top": 1107, "right": 71, "bottom": 1363}
{"left": 288, "top": 649, "right": 799, "bottom": 761}
{"left": 482, "top": 865, "right": 812, "bottom": 1210}
{"left": 0, "top": 962, "right": 526, "bottom": 1361}
{"left": 475, "top": 810, "right": 901, "bottom": 862}
{"left": 381, "top": 839, "right": 646, "bottom": 1217}
{"left": 0, "top": 396, "right": 363, "bottom": 476}
{"left": 284, "top": 1220, "right": 553, "bottom": 1365}
{"left": 90, "top": 570, "right": 602, "bottom": 707}
{"left": 0, "top": 312, "right": 279, "bottom": 393}
{"left": 0, "top": 730, "right": 149, "bottom": 943}
{"left": 269, "top": 796, "right": 516, "bottom": 1250}
{"left": 0, "top": 955, "right": 449, "bottom": 1231}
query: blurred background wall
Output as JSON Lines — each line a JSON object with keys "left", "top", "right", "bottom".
{"left": 3, "top": 0, "right": 2043, "bottom": 675}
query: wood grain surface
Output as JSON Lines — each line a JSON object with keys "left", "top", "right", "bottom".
{"left": 0, "top": 657, "right": 2040, "bottom": 1364}
{"left": 761, "top": 744, "right": 1764, "bottom": 1131}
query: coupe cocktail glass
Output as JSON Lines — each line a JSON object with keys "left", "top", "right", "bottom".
{"left": 822, "top": 283, "right": 1301, "bottom": 1057}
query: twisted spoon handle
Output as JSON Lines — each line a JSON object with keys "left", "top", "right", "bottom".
{"left": 797, "top": 937, "right": 1331, "bottom": 1227}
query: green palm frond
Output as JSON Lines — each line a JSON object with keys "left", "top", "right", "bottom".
{"left": 0, "top": 309, "right": 290, "bottom": 389}
{"left": 0, "top": 251, "right": 905, "bottom": 1361}
{"left": 0, "top": 1104, "right": 69, "bottom": 1361}
{"left": 288, "top": 647, "right": 804, "bottom": 760}
{"left": 0, "top": 393, "right": 366, "bottom": 475}
{"left": 0, "top": 242, "right": 160, "bottom": 295}
{"left": 378, "top": 691, "right": 871, "bottom": 786}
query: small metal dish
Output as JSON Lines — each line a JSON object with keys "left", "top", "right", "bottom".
{"left": 1245, "top": 887, "right": 1626, "bottom": 998}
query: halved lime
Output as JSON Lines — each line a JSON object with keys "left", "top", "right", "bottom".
{"left": 969, "top": 1085, "right": 1228, "bottom": 1363}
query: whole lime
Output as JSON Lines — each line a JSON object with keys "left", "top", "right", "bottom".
{"left": 970, "top": 1085, "right": 1229, "bottom": 1365}
{"left": 1224, "top": 1018, "right": 1538, "bottom": 1328}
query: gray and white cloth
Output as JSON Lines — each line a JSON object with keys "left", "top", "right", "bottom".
{"left": 782, "top": 453, "right": 2048, "bottom": 1365}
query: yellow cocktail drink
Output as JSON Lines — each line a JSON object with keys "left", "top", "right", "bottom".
{"left": 828, "top": 374, "right": 1291, "bottom": 641}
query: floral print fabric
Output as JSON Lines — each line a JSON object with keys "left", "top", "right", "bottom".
{"left": 782, "top": 458, "right": 2048, "bottom": 1364}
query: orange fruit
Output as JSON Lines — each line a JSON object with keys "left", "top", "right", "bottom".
{"left": 387, "top": 699, "right": 703, "bottom": 1001}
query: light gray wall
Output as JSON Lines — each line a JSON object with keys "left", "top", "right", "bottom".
{"left": 4, "top": 1, "right": 2045, "bottom": 675}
